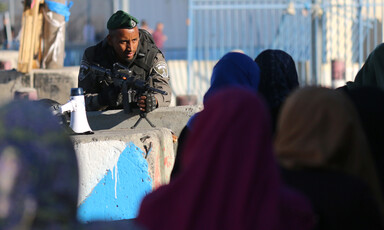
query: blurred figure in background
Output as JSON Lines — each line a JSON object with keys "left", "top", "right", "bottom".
{"left": 82, "top": 23, "right": 96, "bottom": 45}
{"left": 255, "top": 49, "right": 299, "bottom": 134}
{"left": 1, "top": 12, "right": 18, "bottom": 50}
{"left": 138, "top": 87, "right": 314, "bottom": 230}
{"left": 152, "top": 22, "right": 167, "bottom": 51}
{"left": 140, "top": 19, "right": 153, "bottom": 34}
{"left": 275, "top": 86, "right": 384, "bottom": 230}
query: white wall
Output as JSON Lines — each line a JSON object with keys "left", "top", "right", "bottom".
{"left": 130, "top": 0, "right": 188, "bottom": 49}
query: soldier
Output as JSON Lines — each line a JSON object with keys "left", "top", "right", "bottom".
{"left": 78, "top": 10, "right": 171, "bottom": 112}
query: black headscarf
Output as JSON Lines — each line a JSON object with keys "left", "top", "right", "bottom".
{"left": 346, "top": 43, "right": 384, "bottom": 90}
{"left": 255, "top": 49, "right": 299, "bottom": 132}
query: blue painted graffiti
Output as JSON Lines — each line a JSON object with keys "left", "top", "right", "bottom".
{"left": 77, "top": 142, "right": 152, "bottom": 222}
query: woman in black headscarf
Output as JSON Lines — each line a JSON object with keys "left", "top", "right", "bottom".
{"left": 255, "top": 49, "right": 299, "bottom": 133}
{"left": 346, "top": 43, "right": 384, "bottom": 90}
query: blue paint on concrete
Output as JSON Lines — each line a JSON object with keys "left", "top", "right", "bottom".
{"left": 77, "top": 142, "right": 152, "bottom": 222}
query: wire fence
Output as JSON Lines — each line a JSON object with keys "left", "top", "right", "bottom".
{"left": 186, "top": 0, "right": 384, "bottom": 101}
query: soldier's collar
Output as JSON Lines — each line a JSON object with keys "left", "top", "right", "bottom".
{"left": 136, "top": 41, "right": 146, "bottom": 59}
{"left": 102, "top": 37, "right": 109, "bottom": 48}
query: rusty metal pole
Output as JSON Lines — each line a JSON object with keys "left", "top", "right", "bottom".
{"left": 41, "top": 0, "right": 66, "bottom": 69}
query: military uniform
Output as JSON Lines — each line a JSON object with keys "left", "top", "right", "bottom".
{"left": 78, "top": 29, "right": 171, "bottom": 111}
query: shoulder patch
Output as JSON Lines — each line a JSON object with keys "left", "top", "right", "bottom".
{"left": 154, "top": 61, "right": 169, "bottom": 78}
{"left": 79, "top": 60, "right": 90, "bottom": 81}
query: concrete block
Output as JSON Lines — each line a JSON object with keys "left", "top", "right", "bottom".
{"left": 0, "top": 69, "right": 31, "bottom": 105}
{"left": 86, "top": 105, "right": 203, "bottom": 137}
{"left": 72, "top": 128, "right": 175, "bottom": 222}
{"left": 32, "top": 66, "right": 79, "bottom": 104}
{"left": 71, "top": 105, "right": 204, "bottom": 221}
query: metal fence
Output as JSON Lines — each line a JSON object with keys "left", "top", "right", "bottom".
{"left": 186, "top": 0, "right": 384, "bottom": 101}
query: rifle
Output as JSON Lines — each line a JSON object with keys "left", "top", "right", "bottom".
{"left": 83, "top": 62, "right": 168, "bottom": 128}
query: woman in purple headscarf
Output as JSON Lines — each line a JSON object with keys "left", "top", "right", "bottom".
{"left": 138, "top": 87, "right": 314, "bottom": 230}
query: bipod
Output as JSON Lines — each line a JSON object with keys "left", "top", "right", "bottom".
{"left": 131, "top": 112, "right": 156, "bottom": 129}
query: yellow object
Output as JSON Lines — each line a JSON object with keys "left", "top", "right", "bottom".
{"left": 17, "top": 0, "right": 44, "bottom": 73}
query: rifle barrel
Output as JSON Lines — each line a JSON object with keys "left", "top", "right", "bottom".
{"left": 148, "top": 87, "right": 168, "bottom": 95}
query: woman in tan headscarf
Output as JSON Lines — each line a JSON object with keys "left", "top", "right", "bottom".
{"left": 275, "top": 86, "right": 384, "bottom": 230}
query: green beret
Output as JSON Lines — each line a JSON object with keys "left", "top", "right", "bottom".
{"left": 107, "top": 10, "right": 139, "bottom": 30}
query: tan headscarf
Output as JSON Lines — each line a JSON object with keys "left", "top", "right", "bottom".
{"left": 275, "top": 86, "right": 384, "bottom": 215}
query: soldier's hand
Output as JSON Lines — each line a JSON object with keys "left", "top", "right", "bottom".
{"left": 138, "top": 94, "right": 158, "bottom": 112}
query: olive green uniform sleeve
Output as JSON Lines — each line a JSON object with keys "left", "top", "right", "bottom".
{"left": 150, "top": 52, "right": 172, "bottom": 107}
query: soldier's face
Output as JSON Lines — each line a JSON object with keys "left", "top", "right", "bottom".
{"left": 108, "top": 27, "right": 140, "bottom": 63}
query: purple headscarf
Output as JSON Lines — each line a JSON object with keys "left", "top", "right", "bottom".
{"left": 138, "top": 87, "right": 314, "bottom": 230}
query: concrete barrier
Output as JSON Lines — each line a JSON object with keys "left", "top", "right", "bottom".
{"left": 0, "top": 70, "right": 30, "bottom": 105}
{"left": 32, "top": 67, "right": 79, "bottom": 104}
{"left": 86, "top": 105, "right": 202, "bottom": 137}
{"left": 72, "top": 128, "right": 175, "bottom": 222}
{"left": 0, "top": 67, "right": 79, "bottom": 106}
{"left": 71, "top": 105, "right": 202, "bottom": 222}
{"left": 0, "top": 55, "right": 204, "bottom": 222}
